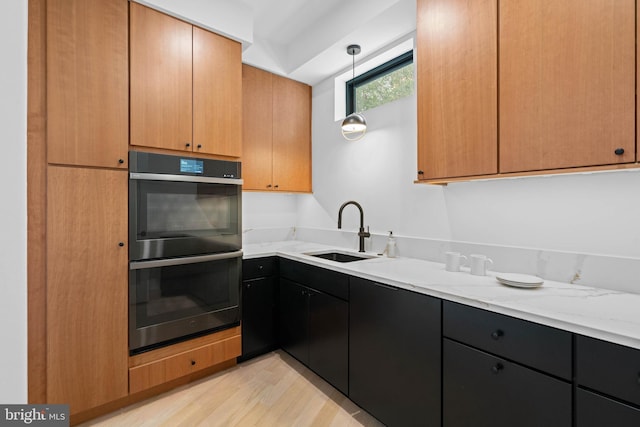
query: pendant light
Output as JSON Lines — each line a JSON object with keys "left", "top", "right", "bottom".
{"left": 342, "top": 44, "right": 367, "bottom": 141}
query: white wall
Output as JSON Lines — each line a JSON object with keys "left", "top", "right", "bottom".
{"left": 0, "top": 0, "right": 28, "bottom": 403}
{"left": 258, "top": 53, "right": 640, "bottom": 292}
{"left": 297, "top": 78, "right": 451, "bottom": 239}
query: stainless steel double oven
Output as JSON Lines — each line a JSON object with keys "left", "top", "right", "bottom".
{"left": 128, "top": 151, "right": 242, "bottom": 354}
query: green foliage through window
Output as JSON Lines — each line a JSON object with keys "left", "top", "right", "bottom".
{"left": 346, "top": 51, "right": 414, "bottom": 115}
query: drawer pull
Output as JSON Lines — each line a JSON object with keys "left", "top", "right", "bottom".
{"left": 491, "top": 363, "right": 504, "bottom": 374}
{"left": 191, "top": 360, "right": 196, "bottom": 366}
{"left": 491, "top": 330, "right": 504, "bottom": 340}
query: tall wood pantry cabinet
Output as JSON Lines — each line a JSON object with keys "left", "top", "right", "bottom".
{"left": 130, "top": 2, "right": 242, "bottom": 158}
{"left": 242, "top": 64, "right": 312, "bottom": 192}
{"left": 42, "top": 0, "right": 130, "bottom": 415}
{"left": 416, "top": 0, "right": 636, "bottom": 182}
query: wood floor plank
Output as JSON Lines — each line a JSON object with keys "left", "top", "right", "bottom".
{"left": 80, "top": 351, "right": 384, "bottom": 427}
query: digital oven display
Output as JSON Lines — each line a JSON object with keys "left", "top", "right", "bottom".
{"left": 180, "top": 158, "right": 204, "bottom": 174}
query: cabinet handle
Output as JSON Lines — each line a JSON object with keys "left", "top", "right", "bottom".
{"left": 491, "top": 363, "right": 504, "bottom": 374}
{"left": 185, "top": 143, "right": 191, "bottom": 148}
{"left": 191, "top": 360, "right": 196, "bottom": 366}
{"left": 417, "top": 170, "right": 424, "bottom": 175}
{"left": 246, "top": 283, "right": 251, "bottom": 289}
{"left": 266, "top": 184, "right": 272, "bottom": 188}
{"left": 491, "top": 330, "right": 504, "bottom": 340}
{"left": 118, "top": 242, "right": 125, "bottom": 247}
{"left": 118, "top": 158, "right": 124, "bottom": 164}
{"left": 197, "top": 144, "right": 202, "bottom": 149}
{"left": 258, "top": 265, "right": 264, "bottom": 270}
{"left": 274, "top": 184, "right": 279, "bottom": 189}
{"left": 614, "top": 148, "right": 625, "bottom": 155}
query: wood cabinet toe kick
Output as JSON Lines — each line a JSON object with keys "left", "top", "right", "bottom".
{"left": 129, "top": 332, "right": 242, "bottom": 394}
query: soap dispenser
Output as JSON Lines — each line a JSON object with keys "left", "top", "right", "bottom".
{"left": 385, "top": 231, "right": 397, "bottom": 258}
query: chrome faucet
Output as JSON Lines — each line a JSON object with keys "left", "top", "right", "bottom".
{"left": 338, "top": 201, "right": 371, "bottom": 252}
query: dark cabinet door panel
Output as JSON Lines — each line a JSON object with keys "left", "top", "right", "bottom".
{"left": 308, "top": 291, "right": 349, "bottom": 395}
{"left": 576, "top": 335, "right": 640, "bottom": 407}
{"left": 576, "top": 388, "right": 640, "bottom": 427}
{"left": 443, "top": 339, "right": 571, "bottom": 427}
{"left": 241, "top": 276, "right": 278, "bottom": 359}
{"left": 350, "top": 277, "right": 441, "bottom": 427}
{"left": 279, "top": 279, "right": 309, "bottom": 365}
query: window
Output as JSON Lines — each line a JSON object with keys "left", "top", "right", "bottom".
{"left": 346, "top": 50, "right": 414, "bottom": 115}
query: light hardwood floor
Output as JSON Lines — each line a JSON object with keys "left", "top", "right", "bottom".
{"left": 80, "top": 351, "right": 384, "bottom": 426}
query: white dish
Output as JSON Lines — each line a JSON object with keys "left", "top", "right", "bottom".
{"left": 496, "top": 273, "right": 544, "bottom": 288}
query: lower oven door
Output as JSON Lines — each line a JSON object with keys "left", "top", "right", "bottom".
{"left": 129, "top": 251, "right": 241, "bottom": 354}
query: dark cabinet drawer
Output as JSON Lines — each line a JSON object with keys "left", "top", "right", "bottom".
{"left": 280, "top": 258, "right": 349, "bottom": 300}
{"left": 443, "top": 339, "right": 571, "bottom": 427}
{"left": 576, "top": 335, "right": 640, "bottom": 407}
{"left": 576, "top": 388, "right": 640, "bottom": 427}
{"left": 443, "top": 301, "right": 572, "bottom": 379}
{"left": 242, "top": 256, "right": 278, "bottom": 280}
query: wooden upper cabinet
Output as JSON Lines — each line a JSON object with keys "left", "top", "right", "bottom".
{"left": 46, "top": 166, "right": 128, "bottom": 415}
{"left": 242, "top": 65, "right": 312, "bottom": 192}
{"left": 193, "top": 28, "right": 243, "bottom": 157}
{"left": 242, "top": 65, "right": 274, "bottom": 190}
{"left": 46, "top": 0, "right": 128, "bottom": 168}
{"left": 272, "top": 74, "right": 312, "bottom": 192}
{"left": 416, "top": 0, "right": 498, "bottom": 180}
{"left": 130, "top": 2, "right": 193, "bottom": 153}
{"left": 130, "top": 3, "right": 242, "bottom": 157}
{"left": 499, "top": 0, "right": 635, "bottom": 173}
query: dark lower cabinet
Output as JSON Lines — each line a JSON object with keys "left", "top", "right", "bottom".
{"left": 349, "top": 277, "right": 441, "bottom": 427}
{"left": 443, "top": 339, "right": 571, "bottom": 427}
{"left": 239, "top": 257, "right": 278, "bottom": 361}
{"left": 576, "top": 388, "right": 640, "bottom": 427}
{"left": 279, "top": 277, "right": 348, "bottom": 395}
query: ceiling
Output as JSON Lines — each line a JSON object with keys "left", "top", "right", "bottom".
{"left": 240, "top": 0, "right": 417, "bottom": 85}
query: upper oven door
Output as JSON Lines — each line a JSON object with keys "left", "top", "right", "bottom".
{"left": 130, "top": 173, "right": 242, "bottom": 260}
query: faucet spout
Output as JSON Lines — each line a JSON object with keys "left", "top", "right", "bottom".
{"left": 337, "top": 201, "right": 370, "bottom": 252}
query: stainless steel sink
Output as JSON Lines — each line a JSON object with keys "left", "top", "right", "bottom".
{"left": 306, "top": 251, "right": 376, "bottom": 263}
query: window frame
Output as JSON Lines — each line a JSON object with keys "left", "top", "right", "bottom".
{"left": 345, "top": 50, "right": 414, "bottom": 115}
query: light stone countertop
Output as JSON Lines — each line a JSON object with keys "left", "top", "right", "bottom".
{"left": 244, "top": 240, "right": 640, "bottom": 351}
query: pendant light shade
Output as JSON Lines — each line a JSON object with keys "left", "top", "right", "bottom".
{"left": 341, "top": 113, "right": 367, "bottom": 141}
{"left": 342, "top": 44, "right": 367, "bottom": 141}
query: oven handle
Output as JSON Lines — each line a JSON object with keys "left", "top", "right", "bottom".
{"left": 129, "top": 250, "right": 243, "bottom": 270}
{"left": 129, "top": 172, "right": 243, "bottom": 186}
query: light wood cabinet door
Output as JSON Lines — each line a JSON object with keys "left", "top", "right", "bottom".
{"left": 242, "top": 65, "right": 312, "bottom": 192}
{"left": 242, "top": 65, "right": 274, "bottom": 190}
{"left": 193, "top": 28, "right": 242, "bottom": 157}
{"left": 46, "top": 166, "right": 128, "bottom": 415}
{"left": 272, "top": 74, "right": 312, "bottom": 192}
{"left": 47, "top": 0, "right": 128, "bottom": 168}
{"left": 416, "top": 0, "right": 498, "bottom": 180}
{"left": 499, "top": 0, "right": 635, "bottom": 173}
{"left": 130, "top": 2, "right": 193, "bottom": 152}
